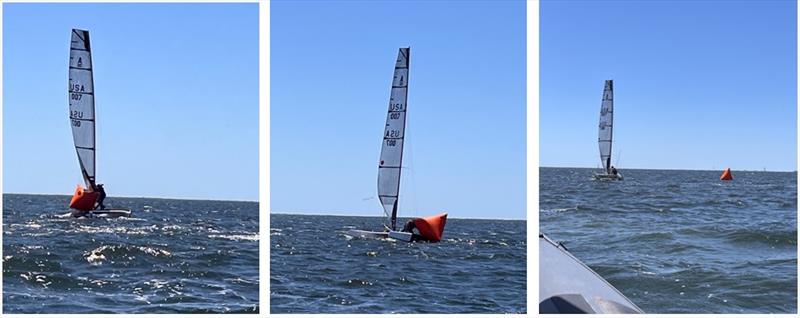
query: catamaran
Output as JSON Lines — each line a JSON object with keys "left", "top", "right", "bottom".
{"left": 593, "top": 80, "right": 623, "bottom": 180}
{"left": 68, "top": 29, "right": 131, "bottom": 218}
{"left": 348, "top": 47, "right": 447, "bottom": 242}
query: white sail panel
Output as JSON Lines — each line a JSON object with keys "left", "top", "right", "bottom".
{"left": 378, "top": 47, "right": 410, "bottom": 230}
{"left": 598, "top": 80, "right": 613, "bottom": 173}
{"left": 69, "top": 29, "right": 96, "bottom": 189}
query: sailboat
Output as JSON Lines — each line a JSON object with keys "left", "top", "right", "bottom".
{"left": 348, "top": 47, "right": 447, "bottom": 242}
{"left": 68, "top": 29, "right": 131, "bottom": 218}
{"left": 593, "top": 80, "right": 623, "bottom": 180}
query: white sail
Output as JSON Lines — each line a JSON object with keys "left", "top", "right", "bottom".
{"left": 378, "top": 48, "right": 410, "bottom": 231}
{"left": 598, "top": 80, "right": 613, "bottom": 174}
{"left": 69, "top": 29, "right": 96, "bottom": 190}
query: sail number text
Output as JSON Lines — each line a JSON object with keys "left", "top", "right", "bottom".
{"left": 70, "top": 83, "right": 86, "bottom": 93}
{"left": 70, "top": 110, "right": 85, "bottom": 127}
{"left": 385, "top": 130, "right": 401, "bottom": 138}
{"left": 389, "top": 103, "right": 404, "bottom": 111}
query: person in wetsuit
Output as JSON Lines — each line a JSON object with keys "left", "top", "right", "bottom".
{"left": 610, "top": 166, "right": 618, "bottom": 176}
{"left": 401, "top": 219, "right": 426, "bottom": 241}
{"left": 95, "top": 183, "right": 107, "bottom": 210}
{"left": 402, "top": 219, "right": 417, "bottom": 233}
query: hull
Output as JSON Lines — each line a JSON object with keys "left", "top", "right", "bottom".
{"left": 345, "top": 230, "right": 413, "bottom": 242}
{"left": 91, "top": 209, "right": 132, "bottom": 218}
{"left": 72, "top": 209, "right": 132, "bottom": 218}
{"left": 346, "top": 229, "right": 388, "bottom": 239}
{"left": 593, "top": 172, "right": 623, "bottom": 181}
{"left": 539, "top": 233, "right": 642, "bottom": 314}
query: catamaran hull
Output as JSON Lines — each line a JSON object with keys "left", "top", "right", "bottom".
{"left": 540, "top": 233, "right": 642, "bottom": 314}
{"left": 90, "top": 209, "right": 132, "bottom": 218}
{"left": 346, "top": 230, "right": 413, "bottom": 242}
{"left": 71, "top": 209, "right": 132, "bottom": 218}
{"left": 593, "top": 173, "right": 623, "bottom": 181}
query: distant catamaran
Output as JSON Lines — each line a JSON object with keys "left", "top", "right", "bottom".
{"left": 68, "top": 29, "right": 130, "bottom": 218}
{"left": 594, "top": 80, "right": 623, "bottom": 180}
{"left": 349, "top": 47, "right": 447, "bottom": 242}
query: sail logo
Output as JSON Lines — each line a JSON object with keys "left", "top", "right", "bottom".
{"left": 77, "top": 57, "right": 83, "bottom": 67}
{"left": 600, "top": 106, "right": 610, "bottom": 116}
{"left": 599, "top": 121, "right": 610, "bottom": 130}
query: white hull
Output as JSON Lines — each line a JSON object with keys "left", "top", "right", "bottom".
{"left": 346, "top": 229, "right": 413, "bottom": 242}
{"left": 72, "top": 209, "right": 132, "bottom": 218}
{"left": 593, "top": 173, "right": 623, "bottom": 181}
{"left": 91, "top": 209, "right": 132, "bottom": 218}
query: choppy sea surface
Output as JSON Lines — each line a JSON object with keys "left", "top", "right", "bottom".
{"left": 540, "top": 167, "right": 797, "bottom": 313}
{"left": 3, "top": 194, "right": 259, "bottom": 313}
{"left": 271, "top": 214, "right": 526, "bottom": 313}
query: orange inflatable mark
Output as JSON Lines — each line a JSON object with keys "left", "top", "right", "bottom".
{"left": 414, "top": 213, "right": 448, "bottom": 242}
{"left": 69, "top": 185, "right": 99, "bottom": 211}
{"left": 720, "top": 168, "right": 733, "bottom": 181}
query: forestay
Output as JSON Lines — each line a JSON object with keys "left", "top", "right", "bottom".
{"left": 598, "top": 80, "right": 614, "bottom": 174}
{"left": 378, "top": 48, "right": 410, "bottom": 231}
{"left": 69, "top": 29, "right": 96, "bottom": 190}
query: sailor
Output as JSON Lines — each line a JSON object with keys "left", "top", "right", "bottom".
{"left": 611, "top": 166, "right": 618, "bottom": 175}
{"left": 95, "top": 184, "right": 107, "bottom": 210}
{"left": 402, "top": 219, "right": 417, "bottom": 233}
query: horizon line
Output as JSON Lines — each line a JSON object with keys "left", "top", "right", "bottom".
{"left": 539, "top": 166, "right": 797, "bottom": 173}
{"left": 271, "top": 211, "right": 527, "bottom": 221}
{"left": 2, "top": 192, "right": 258, "bottom": 203}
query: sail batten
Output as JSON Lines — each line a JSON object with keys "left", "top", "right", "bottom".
{"left": 69, "top": 29, "right": 96, "bottom": 190}
{"left": 598, "top": 80, "right": 613, "bottom": 174}
{"left": 378, "top": 48, "right": 410, "bottom": 231}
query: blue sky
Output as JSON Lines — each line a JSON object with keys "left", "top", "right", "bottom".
{"left": 271, "top": 1, "right": 526, "bottom": 219}
{"left": 3, "top": 3, "right": 259, "bottom": 201}
{"left": 541, "top": 0, "right": 797, "bottom": 172}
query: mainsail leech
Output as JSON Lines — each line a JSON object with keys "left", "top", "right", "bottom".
{"left": 69, "top": 29, "right": 97, "bottom": 190}
{"left": 378, "top": 48, "right": 410, "bottom": 231}
{"left": 598, "top": 80, "right": 613, "bottom": 174}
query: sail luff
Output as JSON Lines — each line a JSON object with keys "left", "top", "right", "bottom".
{"left": 598, "top": 80, "right": 613, "bottom": 174}
{"left": 69, "top": 29, "right": 97, "bottom": 190}
{"left": 378, "top": 47, "right": 410, "bottom": 231}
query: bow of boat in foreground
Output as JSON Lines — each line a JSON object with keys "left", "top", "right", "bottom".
{"left": 539, "top": 233, "right": 642, "bottom": 314}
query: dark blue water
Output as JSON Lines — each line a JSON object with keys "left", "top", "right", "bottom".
{"left": 3, "top": 194, "right": 259, "bottom": 313}
{"left": 540, "top": 168, "right": 797, "bottom": 313}
{"left": 270, "top": 214, "right": 526, "bottom": 313}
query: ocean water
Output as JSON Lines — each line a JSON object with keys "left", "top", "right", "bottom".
{"left": 2, "top": 194, "right": 259, "bottom": 313}
{"left": 270, "top": 214, "right": 526, "bottom": 313}
{"left": 540, "top": 167, "right": 797, "bottom": 314}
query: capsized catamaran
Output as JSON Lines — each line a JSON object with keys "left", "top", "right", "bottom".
{"left": 539, "top": 233, "right": 643, "bottom": 314}
{"left": 348, "top": 47, "right": 447, "bottom": 242}
{"left": 68, "top": 29, "right": 131, "bottom": 218}
{"left": 593, "top": 80, "right": 623, "bottom": 180}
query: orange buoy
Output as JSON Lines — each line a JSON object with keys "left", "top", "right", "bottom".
{"left": 413, "top": 213, "right": 448, "bottom": 242}
{"left": 69, "top": 185, "right": 99, "bottom": 211}
{"left": 720, "top": 168, "right": 733, "bottom": 181}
